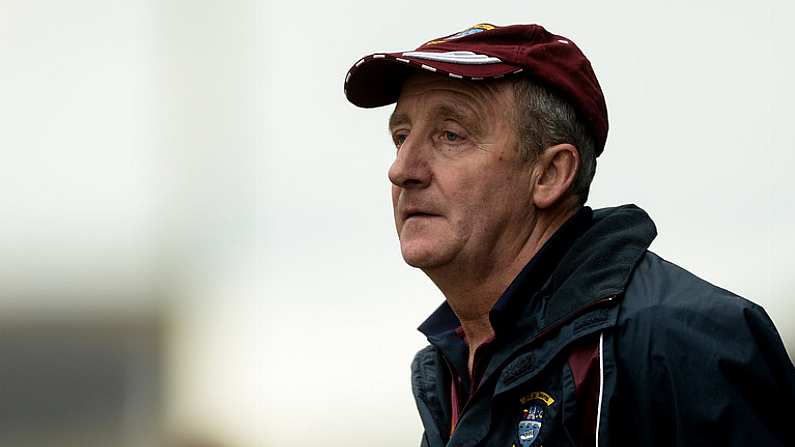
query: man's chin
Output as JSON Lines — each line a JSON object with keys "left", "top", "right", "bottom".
{"left": 399, "top": 242, "right": 450, "bottom": 269}
{"left": 402, "top": 255, "right": 435, "bottom": 269}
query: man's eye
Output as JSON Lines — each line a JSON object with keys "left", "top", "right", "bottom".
{"left": 443, "top": 131, "right": 461, "bottom": 142}
{"left": 393, "top": 133, "right": 407, "bottom": 148}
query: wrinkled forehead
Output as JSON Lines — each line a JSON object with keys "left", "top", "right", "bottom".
{"left": 393, "top": 72, "right": 515, "bottom": 124}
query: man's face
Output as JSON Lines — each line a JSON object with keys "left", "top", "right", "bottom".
{"left": 388, "top": 73, "right": 536, "bottom": 273}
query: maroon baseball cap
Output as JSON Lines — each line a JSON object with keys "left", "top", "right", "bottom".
{"left": 344, "top": 23, "right": 609, "bottom": 155}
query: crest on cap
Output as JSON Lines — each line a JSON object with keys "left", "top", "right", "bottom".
{"left": 425, "top": 23, "right": 496, "bottom": 45}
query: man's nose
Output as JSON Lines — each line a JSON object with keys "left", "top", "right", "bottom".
{"left": 388, "top": 135, "right": 431, "bottom": 189}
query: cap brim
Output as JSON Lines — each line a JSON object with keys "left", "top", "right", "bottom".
{"left": 344, "top": 52, "right": 521, "bottom": 108}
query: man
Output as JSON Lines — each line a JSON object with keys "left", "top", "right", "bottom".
{"left": 344, "top": 23, "right": 795, "bottom": 446}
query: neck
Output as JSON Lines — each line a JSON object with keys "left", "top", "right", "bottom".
{"left": 424, "top": 206, "right": 578, "bottom": 358}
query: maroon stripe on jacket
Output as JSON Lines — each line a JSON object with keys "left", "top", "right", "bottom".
{"left": 567, "top": 333, "right": 601, "bottom": 447}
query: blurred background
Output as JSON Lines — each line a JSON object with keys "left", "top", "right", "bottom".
{"left": 1, "top": 0, "right": 793, "bottom": 446}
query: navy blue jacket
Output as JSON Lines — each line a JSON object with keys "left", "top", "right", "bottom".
{"left": 411, "top": 205, "right": 795, "bottom": 446}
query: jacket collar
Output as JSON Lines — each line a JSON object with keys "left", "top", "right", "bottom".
{"left": 480, "top": 204, "right": 657, "bottom": 391}
{"left": 538, "top": 204, "right": 657, "bottom": 327}
{"left": 494, "top": 204, "right": 657, "bottom": 349}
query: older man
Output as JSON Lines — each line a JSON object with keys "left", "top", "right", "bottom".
{"left": 344, "top": 24, "right": 795, "bottom": 447}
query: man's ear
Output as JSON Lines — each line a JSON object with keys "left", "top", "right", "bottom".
{"left": 531, "top": 143, "right": 580, "bottom": 209}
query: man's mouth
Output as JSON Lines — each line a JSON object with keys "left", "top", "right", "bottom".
{"left": 407, "top": 212, "right": 435, "bottom": 218}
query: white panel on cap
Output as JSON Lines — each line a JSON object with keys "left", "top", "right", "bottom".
{"left": 401, "top": 50, "right": 501, "bottom": 65}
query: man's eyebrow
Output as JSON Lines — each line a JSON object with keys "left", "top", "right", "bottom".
{"left": 388, "top": 104, "right": 483, "bottom": 134}
{"left": 431, "top": 104, "right": 476, "bottom": 125}
{"left": 431, "top": 104, "right": 484, "bottom": 135}
{"left": 388, "top": 112, "right": 409, "bottom": 132}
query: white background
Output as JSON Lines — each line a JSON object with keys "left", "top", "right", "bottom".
{"left": 1, "top": 1, "right": 793, "bottom": 446}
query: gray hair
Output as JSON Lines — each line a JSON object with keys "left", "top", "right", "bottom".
{"left": 510, "top": 77, "right": 597, "bottom": 206}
